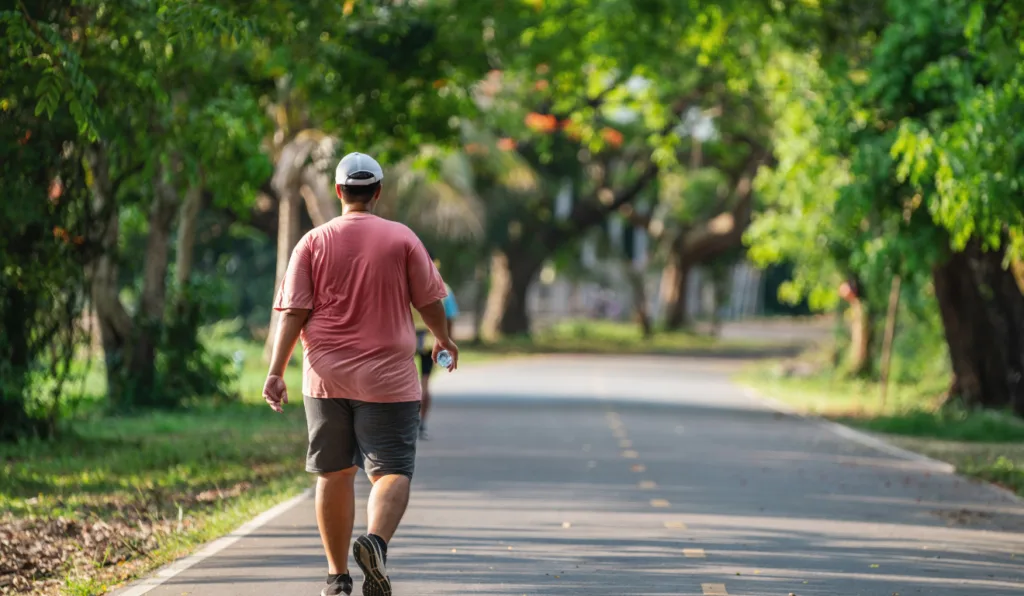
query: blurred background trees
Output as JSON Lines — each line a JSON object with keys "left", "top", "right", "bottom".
{"left": 3, "top": 0, "right": 1023, "bottom": 439}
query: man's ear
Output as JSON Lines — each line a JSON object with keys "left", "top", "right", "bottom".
{"left": 335, "top": 184, "right": 343, "bottom": 199}
{"left": 373, "top": 185, "right": 382, "bottom": 201}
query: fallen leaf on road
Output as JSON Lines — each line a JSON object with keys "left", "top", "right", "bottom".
{"left": 870, "top": 564, "right": 879, "bottom": 568}
{"left": 561, "top": 522, "right": 572, "bottom": 528}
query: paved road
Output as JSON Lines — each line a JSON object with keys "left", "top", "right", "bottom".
{"left": 123, "top": 356, "right": 1024, "bottom": 595}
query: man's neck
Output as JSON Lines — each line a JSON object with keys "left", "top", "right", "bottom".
{"left": 342, "top": 203, "right": 372, "bottom": 216}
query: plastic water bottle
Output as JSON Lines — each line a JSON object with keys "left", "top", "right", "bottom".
{"left": 436, "top": 349, "right": 453, "bottom": 369}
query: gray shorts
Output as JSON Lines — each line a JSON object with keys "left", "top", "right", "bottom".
{"left": 303, "top": 396, "right": 420, "bottom": 477}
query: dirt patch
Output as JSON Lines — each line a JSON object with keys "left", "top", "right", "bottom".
{"left": 1, "top": 480, "right": 254, "bottom": 594}
{"left": 0, "top": 515, "right": 171, "bottom": 594}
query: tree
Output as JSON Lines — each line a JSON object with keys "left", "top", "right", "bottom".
{"left": 748, "top": 0, "right": 1024, "bottom": 407}
{"left": 446, "top": 0, "right": 777, "bottom": 336}
{"left": 885, "top": 0, "right": 1024, "bottom": 411}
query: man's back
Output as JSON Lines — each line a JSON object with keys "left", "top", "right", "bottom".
{"left": 274, "top": 212, "right": 446, "bottom": 401}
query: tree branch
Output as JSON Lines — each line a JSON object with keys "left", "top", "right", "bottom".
{"left": 678, "top": 148, "right": 769, "bottom": 262}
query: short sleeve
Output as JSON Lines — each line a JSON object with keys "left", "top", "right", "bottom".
{"left": 273, "top": 236, "right": 314, "bottom": 311}
{"left": 407, "top": 237, "right": 447, "bottom": 309}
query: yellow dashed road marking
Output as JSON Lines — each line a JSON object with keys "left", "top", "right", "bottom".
{"left": 702, "top": 584, "right": 728, "bottom": 595}
{"left": 650, "top": 498, "right": 671, "bottom": 508}
{"left": 638, "top": 480, "right": 657, "bottom": 489}
{"left": 630, "top": 464, "right": 646, "bottom": 472}
{"left": 663, "top": 520, "right": 687, "bottom": 529}
{"left": 619, "top": 439, "right": 633, "bottom": 448}
{"left": 622, "top": 450, "right": 639, "bottom": 459}
{"left": 683, "top": 548, "right": 706, "bottom": 558}
{"left": 612, "top": 428, "right": 628, "bottom": 439}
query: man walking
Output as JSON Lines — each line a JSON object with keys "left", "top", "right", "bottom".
{"left": 262, "top": 152, "right": 458, "bottom": 596}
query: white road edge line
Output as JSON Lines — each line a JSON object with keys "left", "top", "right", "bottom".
{"left": 113, "top": 488, "right": 313, "bottom": 596}
{"left": 747, "top": 384, "right": 1024, "bottom": 504}
{"left": 742, "top": 386, "right": 955, "bottom": 473}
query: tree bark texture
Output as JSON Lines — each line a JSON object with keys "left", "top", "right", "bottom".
{"left": 845, "top": 296, "right": 873, "bottom": 377}
{"left": 175, "top": 173, "right": 204, "bottom": 288}
{"left": 128, "top": 165, "right": 182, "bottom": 399}
{"left": 263, "top": 136, "right": 317, "bottom": 359}
{"left": 624, "top": 262, "right": 653, "bottom": 338}
{"left": 933, "top": 240, "right": 1024, "bottom": 414}
{"left": 85, "top": 146, "right": 133, "bottom": 403}
{"left": 481, "top": 249, "right": 544, "bottom": 338}
{"left": 661, "top": 153, "right": 762, "bottom": 330}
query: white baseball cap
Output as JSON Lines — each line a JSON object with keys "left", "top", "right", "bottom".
{"left": 335, "top": 152, "right": 384, "bottom": 186}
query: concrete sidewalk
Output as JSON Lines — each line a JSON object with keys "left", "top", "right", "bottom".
{"left": 118, "top": 356, "right": 1024, "bottom": 595}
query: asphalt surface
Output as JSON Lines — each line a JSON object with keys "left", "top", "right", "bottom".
{"left": 123, "top": 355, "right": 1024, "bottom": 595}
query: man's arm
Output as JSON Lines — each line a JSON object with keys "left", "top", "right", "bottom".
{"left": 268, "top": 308, "right": 310, "bottom": 376}
{"left": 263, "top": 307, "right": 310, "bottom": 412}
{"left": 416, "top": 300, "right": 458, "bottom": 370}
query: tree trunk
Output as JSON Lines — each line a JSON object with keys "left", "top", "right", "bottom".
{"left": 846, "top": 296, "right": 873, "bottom": 377}
{"left": 481, "top": 249, "right": 543, "bottom": 339}
{"left": 264, "top": 188, "right": 303, "bottom": 359}
{"left": 1, "top": 287, "right": 43, "bottom": 440}
{"left": 299, "top": 181, "right": 339, "bottom": 228}
{"left": 129, "top": 167, "right": 181, "bottom": 400}
{"left": 625, "top": 263, "right": 653, "bottom": 338}
{"left": 878, "top": 275, "right": 902, "bottom": 405}
{"left": 933, "top": 241, "right": 1024, "bottom": 414}
{"left": 175, "top": 174, "right": 204, "bottom": 288}
{"left": 85, "top": 147, "right": 133, "bottom": 403}
{"left": 472, "top": 261, "right": 488, "bottom": 344}
{"left": 262, "top": 135, "right": 317, "bottom": 359}
{"left": 661, "top": 239, "right": 692, "bottom": 331}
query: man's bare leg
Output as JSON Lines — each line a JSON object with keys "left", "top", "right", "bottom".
{"left": 352, "top": 474, "right": 410, "bottom": 595}
{"left": 316, "top": 466, "right": 358, "bottom": 574}
{"left": 366, "top": 474, "right": 411, "bottom": 542}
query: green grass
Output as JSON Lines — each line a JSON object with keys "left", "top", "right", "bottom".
{"left": 474, "top": 319, "right": 800, "bottom": 357}
{"left": 0, "top": 328, "right": 313, "bottom": 595}
{"left": 741, "top": 361, "right": 1024, "bottom": 497}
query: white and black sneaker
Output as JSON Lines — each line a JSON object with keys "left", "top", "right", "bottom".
{"left": 321, "top": 572, "right": 352, "bottom": 595}
{"left": 353, "top": 534, "right": 391, "bottom": 596}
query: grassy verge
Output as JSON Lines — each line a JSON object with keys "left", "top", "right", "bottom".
{"left": 0, "top": 331, "right": 313, "bottom": 595}
{"left": 1, "top": 402, "right": 310, "bottom": 595}
{"left": 473, "top": 319, "right": 804, "bottom": 358}
{"left": 741, "top": 362, "right": 1024, "bottom": 497}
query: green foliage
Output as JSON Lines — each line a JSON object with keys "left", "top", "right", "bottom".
{"left": 1, "top": 0, "right": 504, "bottom": 431}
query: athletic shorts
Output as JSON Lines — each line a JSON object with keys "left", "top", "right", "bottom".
{"left": 303, "top": 396, "right": 420, "bottom": 478}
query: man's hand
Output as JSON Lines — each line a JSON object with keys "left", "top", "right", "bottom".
{"left": 263, "top": 374, "right": 289, "bottom": 413}
{"left": 432, "top": 337, "right": 459, "bottom": 372}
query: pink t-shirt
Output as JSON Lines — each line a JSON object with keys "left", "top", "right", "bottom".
{"left": 273, "top": 213, "right": 446, "bottom": 402}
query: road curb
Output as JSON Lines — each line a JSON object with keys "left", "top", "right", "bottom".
{"left": 111, "top": 488, "right": 313, "bottom": 596}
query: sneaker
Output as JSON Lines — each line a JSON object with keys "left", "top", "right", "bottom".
{"left": 353, "top": 534, "right": 391, "bottom": 596}
{"left": 321, "top": 573, "right": 352, "bottom": 596}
